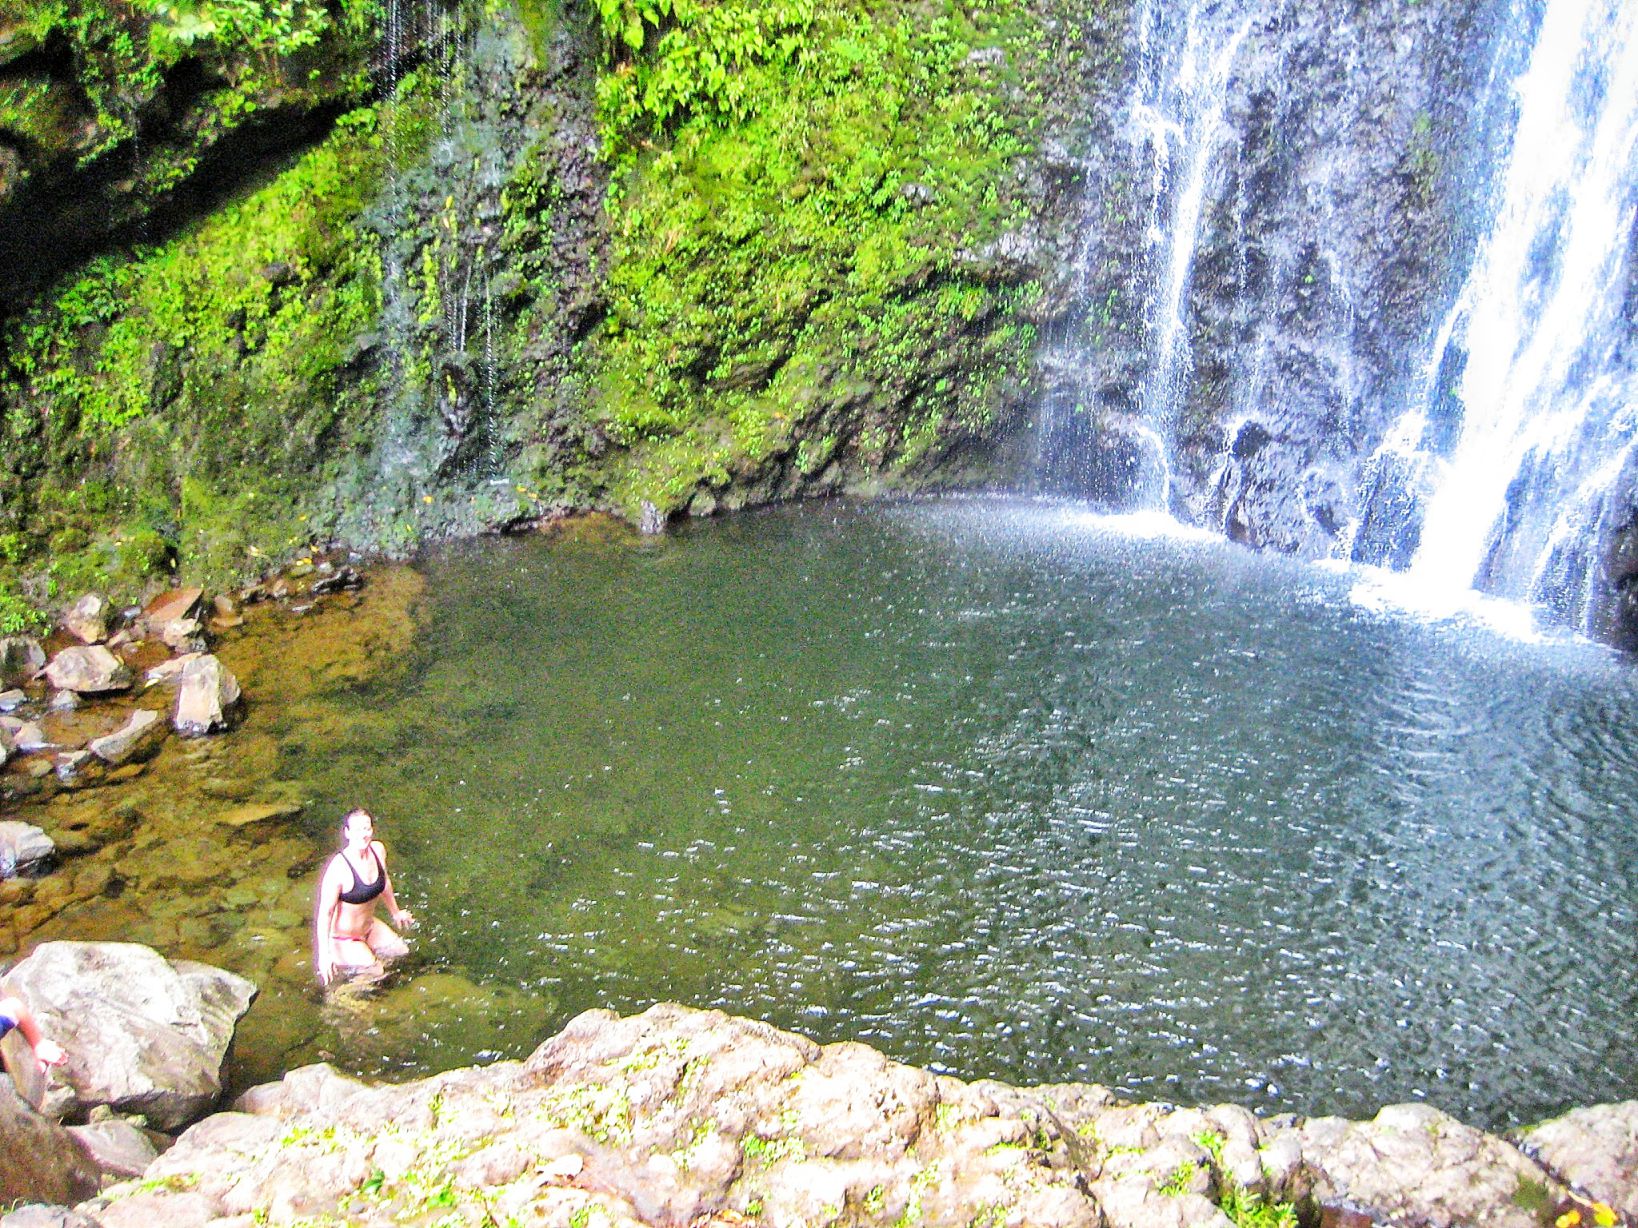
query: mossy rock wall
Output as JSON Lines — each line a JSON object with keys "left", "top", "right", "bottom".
{"left": 0, "top": 0, "right": 1117, "bottom": 625}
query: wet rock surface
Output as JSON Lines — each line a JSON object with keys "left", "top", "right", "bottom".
{"left": 41, "top": 649, "right": 132, "bottom": 698}
{"left": 0, "top": 1078, "right": 100, "bottom": 1211}
{"left": 19, "top": 1003, "right": 1625, "bottom": 1228}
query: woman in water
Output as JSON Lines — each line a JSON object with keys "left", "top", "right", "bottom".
{"left": 312, "top": 808, "right": 414, "bottom": 986}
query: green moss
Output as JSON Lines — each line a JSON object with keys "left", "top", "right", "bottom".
{"left": 0, "top": 84, "right": 436, "bottom": 598}
{"left": 586, "top": 0, "right": 1061, "bottom": 518}
{"left": 3, "top": 0, "right": 378, "bottom": 170}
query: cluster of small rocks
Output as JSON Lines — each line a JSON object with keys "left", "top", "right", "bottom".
{"left": 0, "top": 588, "right": 242, "bottom": 813}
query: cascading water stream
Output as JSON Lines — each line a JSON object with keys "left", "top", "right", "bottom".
{"left": 1129, "top": 2, "right": 1253, "bottom": 509}
{"left": 1370, "top": 0, "right": 1638, "bottom": 633}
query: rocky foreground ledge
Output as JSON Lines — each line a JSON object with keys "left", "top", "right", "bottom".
{"left": 6, "top": 1003, "right": 1634, "bottom": 1228}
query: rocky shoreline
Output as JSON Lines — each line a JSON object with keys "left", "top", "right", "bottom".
{"left": 0, "top": 994, "right": 1632, "bottom": 1228}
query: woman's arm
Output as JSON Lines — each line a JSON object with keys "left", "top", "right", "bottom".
{"left": 0, "top": 995, "right": 64, "bottom": 1068}
{"left": 312, "top": 862, "right": 341, "bottom": 984}
{"left": 373, "top": 841, "right": 413, "bottom": 929}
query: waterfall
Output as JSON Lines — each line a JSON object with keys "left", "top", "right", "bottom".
{"left": 1033, "top": 0, "right": 1254, "bottom": 512}
{"left": 1130, "top": 3, "right": 1253, "bottom": 510}
{"left": 1379, "top": 0, "right": 1638, "bottom": 633}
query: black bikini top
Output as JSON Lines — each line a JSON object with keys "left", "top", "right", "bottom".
{"left": 337, "top": 847, "right": 385, "bottom": 905}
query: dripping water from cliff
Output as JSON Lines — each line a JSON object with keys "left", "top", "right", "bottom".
{"left": 1354, "top": 0, "right": 1638, "bottom": 639}
{"left": 1034, "top": 0, "right": 1251, "bottom": 512}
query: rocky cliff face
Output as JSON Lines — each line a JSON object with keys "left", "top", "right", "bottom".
{"left": 1034, "top": 0, "right": 1514, "bottom": 554}
{"left": 0, "top": 0, "right": 1109, "bottom": 622}
{"left": 2, "top": 0, "right": 1633, "bottom": 645}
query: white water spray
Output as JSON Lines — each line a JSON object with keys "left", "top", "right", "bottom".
{"left": 1403, "top": 0, "right": 1638, "bottom": 626}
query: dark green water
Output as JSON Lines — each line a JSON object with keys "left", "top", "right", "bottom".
{"left": 283, "top": 497, "right": 1638, "bottom": 1129}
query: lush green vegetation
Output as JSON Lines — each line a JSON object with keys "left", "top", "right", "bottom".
{"left": 0, "top": 89, "right": 430, "bottom": 607}
{"left": 577, "top": 0, "right": 1057, "bottom": 516}
{"left": 0, "top": 0, "right": 1103, "bottom": 620}
{"left": 1, "top": 0, "right": 378, "bottom": 171}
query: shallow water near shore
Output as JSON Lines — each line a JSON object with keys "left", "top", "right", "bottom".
{"left": 8, "top": 496, "right": 1638, "bottom": 1131}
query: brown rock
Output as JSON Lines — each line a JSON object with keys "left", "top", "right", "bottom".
{"left": 42, "top": 647, "right": 132, "bottom": 695}
{"left": 0, "top": 1075, "right": 99, "bottom": 1208}
{"left": 143, "top": 588, "right": 205, "bottom": 627}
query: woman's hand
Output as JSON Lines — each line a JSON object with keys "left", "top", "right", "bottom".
{"left": 34, "top": 1038, "right": 64, "bottom": 1070}
{"left": 393, "top": 908, "right": 415, "bottom": 929}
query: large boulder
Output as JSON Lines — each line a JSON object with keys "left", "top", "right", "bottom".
{"left": 172, "top": 655, "right": 242, "bottom": 737}
{"left": 0, "top": 1077, "right": 100, "bottom": 1209}
{"left": 86, "top": 710, "right": 166, "bottom": 767}
{"left": 0, "top": 821, "right": 55, "bottom": 877}
{"left": 5, "top": 942, "right": 257, "bottom": 1130}
{"left": 42, "top": 648, "right": 132, "bottom": 696}
{"left": 0, "top": 636, "right": 46, "bottom": 688}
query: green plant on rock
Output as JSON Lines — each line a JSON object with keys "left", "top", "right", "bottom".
{"left": 587, "top": 0, "right": 1061, "bottom": 519}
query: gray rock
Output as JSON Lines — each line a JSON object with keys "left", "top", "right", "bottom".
{"left": 47, "top": 691, "right": 78, "bottom": 713}
{"left": 0, "top": 687, "right": 25, "bottom": 711}
{"left": 158, "top": 617, "right": 209, "bottom": 654}
{"left": 172, "top": 655, "right": 241, "bottom": 737}
{"left": 65, "top": 1118, "right": 160, "bottom": 1179}
{"left": 1272, "top": 1103, "right": 1564, "bottom": 1228}
{"left": 87, "top": 710, "right": 166, "bottom": 766}
{"left": 60, "top": 595, "right": 109, "bottom": 646}
{"left": 0, "top": 1206, "right": 102, "bottom": 1228}
{"left": 0, "top": 1077, "right": 99, "bottom": 1210}
{"left": 1515, "top": 1100, "right": 1638, "bottom": 1222}
{"left": 54, "top": 751, "right": 98, "bottom": 786}
{"left": 0, "top": 722, "right": 9, "bottom": 768}
{"left": 0, "top": 821, "right": 55, "bottom": 877}
{"left": 6, "top": 942, "right": 258, "bottom": 1130}
{"left": 0, "top": 636, "right": 46, "bottom": 688}
{"left": 638, "top": 499, "right": 666, "bottom": 536}
{"left": 42, "top": 647, "right": 132, "bottom": 696}
{"left": 8, "top": 719, "right": 49, "bottom": 752}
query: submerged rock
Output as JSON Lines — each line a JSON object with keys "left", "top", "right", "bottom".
{"left": 86, "top": 711, "right": 166, "bottom": 767}
{"left": 6, "top": 942, "right": 257, "bottom": 1130}
{"left": 171, "top": 655, "right": 242, "bottom": 737}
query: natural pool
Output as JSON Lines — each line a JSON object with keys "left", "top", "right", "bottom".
{"left": 13, "top": 497, "right": 1638, "bottom": 1131}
